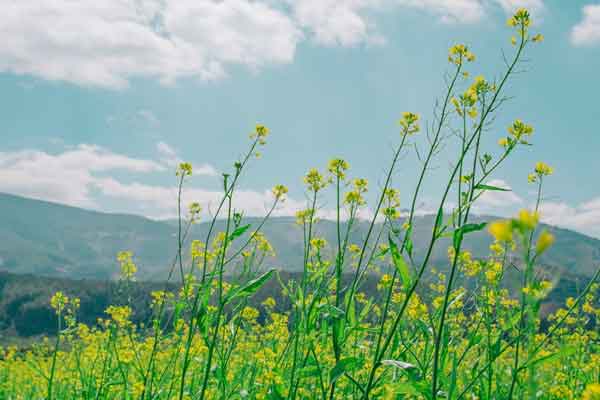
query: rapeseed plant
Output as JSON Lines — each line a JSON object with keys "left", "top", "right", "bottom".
{"left": 0, "top": 8, "right": 598, "bottom": 400}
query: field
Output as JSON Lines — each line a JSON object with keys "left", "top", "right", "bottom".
{"left": 1, "top": 8, "right": 599, "bottom": 400}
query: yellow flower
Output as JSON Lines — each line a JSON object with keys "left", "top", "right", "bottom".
{"left": 535, "top": 230, "right": 555, "bottom": 254}
{"left": 507, "top": 119, "right": 534, "bottom": 142}
{"left": 188, "top": 202, "right": 202, "bottom": 221}
{"left": 328, "top": 158, "right": 349, "bottom": 179}
{"left": 517, "top": 209, "right": 539, "bottom": 230}
{"left": 304, "top": 168, "right": 329, "bottom": 192}
{"left": 117, "top": 251, "right": 137, "bottom": 280}
{"left": 488, "top": 220, "right": 513, "bottom": 242}
{"left": 272, "top": 184, "right": 288, "bottom": 200}
{"left": 448, "top": 44, "right": 475, "bottom": 65}
{"left": 105, "top": 306, "right": 132, "bottom": 327}
{"left": 399, "top": 112, "right": 420, "bottom": 135}
{"left": 534, "top": 161, "right": 554, "bottom": 176}
{"left": 582, "top": 383, "right": 600, "bottom": 400}
{"left": 50, "top": 291, "right": 69, "bottom": 314}
{"left": 507, "top": 8, "right": 531, "bottom": 29}
{"left": 176, "top": 162, "right": 193, "bottom": 177}
{"left": 532, "top": 33, "right": 544, "bottom": 43}
{"left": 250, "top": 124, "right": 270, "bottom": 144}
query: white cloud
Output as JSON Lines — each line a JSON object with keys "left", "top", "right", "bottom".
{"left": 398, "top": 0, "right": 486, "bottom": 24}
{"left": 494, "top": 0, "right": 544, "bottom": 15}
{"left": 571, "top": 5, "right": 600, "bottom": 47}
{"left": 93, "top": 177, "right": 308, "bottom": 219}
{"left": 471, "top": 179, "right": 523, "bottom": 214}
{"left": 0, "top": 0, "right": 302, "bottom": 88}
{"left": 156, "top": 141, "right": 218, "bottom": 176}
{"left": 540, "top": 198, "right": 600, "bottom": 239}
{"left": 0, "top": 0, "right": 549, "bottom": 87}
{"left": 291, "top": 0, "right": 487, "bottom": 47}
{"left": 290, "top": 0, "right": 386, "bottom": 47}
{"left": 0, "top": 145, "right": 164, "bottom": 207}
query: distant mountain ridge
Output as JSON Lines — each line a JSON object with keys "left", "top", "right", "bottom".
{"left": 1, "top": 192, "right": 599, "bottom": 280}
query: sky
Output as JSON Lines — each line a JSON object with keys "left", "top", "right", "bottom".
{"left": 0, "top": 0, "right": 599, "bottom": 238}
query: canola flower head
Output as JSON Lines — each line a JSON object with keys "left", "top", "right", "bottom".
{"left": 507, "top": 8, "right": 531, "bottom": 29}
{"left": 534, "top": 161, "right": 554, "bottom": 176}
{"left": 328, "top": 158, "right": 349, "bottom": 179}
{"left": 517, "top": 209, "right": 539, "bottom": 231}
{"left": 176, "top": 162, "right": 193, "bottom": 177}
{"left": 399, "top": 111, "right": 420, "bottom": 135}
{"left": 117, "top": 250, "right": 137, "bottom": 280}
{"left": 50, "top": 291, "right": 69, "bottom": 314}
{"left": 272, "top": 184, "right": 288, "bottom": 201}
{"left": 582, "top": 383, "right": 600, "bottom": 400}
{"left": 448, "top": 44, "right": 475, "bottom": 65}
{"left": 250, "top": 124, "right": 270, "bottom": 145}
{"left": 535, "top": 230, "right": 555, "bottom": 254}
{"left": 532, "top": 33, "right": 544, "bottom": 43}
{"left": 488, "top": 220, "right": 513, "bottom": 243}
{"left": 188, "top": 202, "right": 202, "bottom": 221}
{"left": 304, "top": 168, "right": 329, "bottom": 192}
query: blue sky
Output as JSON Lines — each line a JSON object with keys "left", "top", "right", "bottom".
{"left": 0, "top": 0, "right": 599, "bottom": 237}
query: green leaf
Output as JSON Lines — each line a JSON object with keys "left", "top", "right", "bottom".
{"left": 224, "top": 269, "right": 274, "bottom": 304}
{"left": 475, "top": 183, "right": 510, "bottom": 192}
{"left": 228, "top": 224, "right": 251, "bottom": 241}
{"left": 453, "top": 223, "right": 487, "bottom": 249}
{"left": 389, "top": 235, "right": 412, "bottom": 288}
{"left": 330, "top": 357, "right": 362, "bottom": 384}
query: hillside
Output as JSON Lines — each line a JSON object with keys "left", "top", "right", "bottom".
{"left": 1, "top": 192, "right": 599, "bottom": 280}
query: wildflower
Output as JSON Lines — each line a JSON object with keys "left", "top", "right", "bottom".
{"left": 517, "top": 209, "right": 539, "bottom": 231}
{"left": 241, "top": 306, "right": 260, "bottom": 321}
{"left": 488, "top": 220, "right": 513, "bottom": 243}
{"left": 532, "top": 33, "right": 544, "bottom": 43}
{"left": 348, "top": 244, "right": 361, "bottom": 254}
{"left": 272, "top": 184, "right": 288, "bottom": 201}
{"left": 176, "top": 162, "right": 193, "bottom": 177}
{"left": 507, "top": 119, "right": 534, "bottom": 143}
{"left": 262, "top": 297, "right": 276, "bottom": 308}
{"left": 50, "top": 291, "right": 69, "bottom": 314}
{"left": 304, "top": 168, "right": 329, "bottom": 192}
{"left": 188, "top": 202, "right": 202, "bottom": 221}
{"left": 295, "top": 209, "right": 316, "bottom": 225}
{"left": 117, "top": 251, "right": 137, "bottom": 280}
{"left": 534, "top": 161, "right": 554, "bottom": 176}
{"left": 151, "top": 291, "right": 173, "bottom": 307}
{"left": 507, "top": 8, "right": 531, "bottom": 29}
{"left": 105, "top": 306, "right": 132, "bottom": 327}
{"left": 398, "top": 112, "right": 420, "bottom": 135}
{"left": 535, "top": 230, "right": 555, "bottom": 254}
{"left": 250, "top": 124, "right": 270, "bottom": 145}
{"left": 582, "top": 383, "right": 600, "bottom": 400}
{"left": 378, "top": 274, "right": 393, "bottom": 290}
{"left": 344, "top": 178, "right": 368, "bottom": 206}
{"left": 448, "top": 44, "right": 475, "bottom": 65}
{"left": 310, "top": 237, "right": 327, "bottom": 251}
{"left": 328, "top": 158, "right": 349, "bottom": 180}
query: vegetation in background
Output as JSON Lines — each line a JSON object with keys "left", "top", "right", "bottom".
{"left": 1, "top": 9, "right": 599, "bottom": 399}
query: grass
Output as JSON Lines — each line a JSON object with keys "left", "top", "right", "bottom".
{"left": 1, "top": 8, "right": 599, "bottom": 400}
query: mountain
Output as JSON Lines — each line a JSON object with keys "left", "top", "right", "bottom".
{"left": 0, "top": 192, "right": 599, "bottom": 280}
